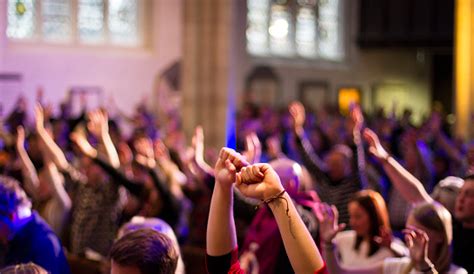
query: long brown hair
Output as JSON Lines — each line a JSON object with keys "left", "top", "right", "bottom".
{"left": 351, "top": 190, "right": 391, "bottom": 256}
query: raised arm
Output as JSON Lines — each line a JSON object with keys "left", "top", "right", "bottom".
{"left": 87, "top": 109, "right": 120, "bottom": 169}
{"left": 289, "top": 101, "right": 327, "bottom": 178}
{"left": 192, "top": 125, "right": 214, "bottom": 176}
{"left": 34, "top": 104, "right": 69, "bottom": 171}
{"left": 15, "top": 126, "right": 40, "bottom": 199}
{"left": 363, "top": 128, "right": 433, "bottom": 204}
{"left": 350, "top": 104, "right": 369, "bottom": 189}
{"left": 236, "top": 163, "right": 325, "bottom": 274}
{"left": 41, "top": 148, "right": 72, "bottom": 213}
{"left": 206, "top": 148, "right": 248, "bottom": 257}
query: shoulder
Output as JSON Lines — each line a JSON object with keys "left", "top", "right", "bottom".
{"left": 448, "top": 264, "right": 468, "bottom": 274}
{"left": 334, "top": 230, "right": 356, "bottom": 242}
{"left": 383, "top": 257, "right": 410, "bottom": 274}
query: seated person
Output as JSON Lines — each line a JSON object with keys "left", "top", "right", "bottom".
{"left": 206, "top": 148, "right": 326, "bottom": 274}
{"left": 110, "top": 228, "right": 178, "bottom": 274}
{"left": 0, "top": 176, "right": 70, "bottom": 274}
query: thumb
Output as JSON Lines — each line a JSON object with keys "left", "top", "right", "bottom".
{"left": 337, "top": 223, "right": 346, "bottom": 232}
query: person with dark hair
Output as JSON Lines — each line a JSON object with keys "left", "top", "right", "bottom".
{"left": 110, "top": 228, "right": 178, "bottom": 274}
{"left": 0, "top": 175, "right": 70, "bottom": 274}
{"left": 0, "top": 262, "right": 48, "bottom": 274}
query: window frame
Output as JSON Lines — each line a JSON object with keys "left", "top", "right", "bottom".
{"left": 245, "top": 0, "right": 349, "bottom": 65}
{"left": 5, "top": 0, "right": 147, "bottom": 49}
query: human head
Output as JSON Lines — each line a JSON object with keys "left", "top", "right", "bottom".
{"left": 0, "top": 262, "right": 48, "bottom": 274}
{"left": 432, "top": 176, "right": 463, "bottom": 215}
{"left": 0, "top": 176, "right": 32, "bottom": 243}
{"left": 269, "top": 158, "right": 302, "bottom": 197}
{"left": 349, "top": 190, "right": 391, "bottom": 255}
{"left": 406, "top": 202, "right": 452, "bottom": 273}
{"left": 324, "top": 144, "right": 352, "bottom": 181}
{"left": 110, "top": 228, "right": 178, "bottom": 274}
{"left": 454, "top": 175, "right": 474, "bottom": 225}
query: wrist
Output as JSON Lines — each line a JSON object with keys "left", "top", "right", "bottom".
{"left": 414, "top": 259, "right": 435, "bottom": 273}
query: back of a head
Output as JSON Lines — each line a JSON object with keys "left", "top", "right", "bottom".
{"left": 432, "top": 176, "right": 464, "bottom": 214}
{"left": 269, "top": 158, "right": 302, "bottom": 195}
{"left": 110, "top": 228, "right": 178, "bottom": 274}
{"left": 411, "top": 202, "right": 452, "bottom": 272}
{"left": 0, "top": 175, "right": 31, "bottom": 215}
{"left": 0, "top": 263, "right": 48, "bottom": 274}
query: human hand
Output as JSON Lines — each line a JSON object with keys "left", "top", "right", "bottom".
{"left": 242, "top": 132, "right": 261, "bottom": 164}
{"left": 34, "top": 103, "right": 45, "bottom": 132}
{"left": 363, "top": 128, "right": 389, "bottom": 161}
{"left": 214, "top": 147, "right": 248, "bottom": 188}
{"left": 235, "top": 163, "right": 283, "bottom": 200}
{"left": 350, "top": 103, "right": 364, "bottom": 131}
{"left": 374, "top": 226, "right": 393, "bottom": 248}
{"left": 87, "top": 109, "right": 109, "bottom": 139}
{"left": 70, "top": 129, "right": 97, "bottom": 158}
{"left": 315, "top": 203, "right": 346, "bottom": 243}
{"left": 403, "top": 226, "right": 431, "bottom": 270}
{"left": 289, "top": 101, "right": 306, "bottom": 131}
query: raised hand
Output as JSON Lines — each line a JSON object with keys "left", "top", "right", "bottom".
{"left": 403, "top": 226, "right": 432, "bottom": 270}
{"left": 214, "top": 148, "right": 248, "bottom": 188}
{"left": 242, "top": 132, "right": 261, "bottom": 164}
{"left": 134, "top": 137, "right": 156, "bottom": 169}
{"left": 70, "top": 129, "right": 97, "bottom": 158}
{"left": 34, "top": 103, "right": 46, "bottom": 131}
{"left": 315, "top": 203, "right": 346, "bottom": 243}
{"left": 289, "top": 101, "right": 306, "bottom": 131}
{"left": 350, "top": 103, "right": 364, "bottom": 131}
{"left": 235, "top": 163, "right": 283, "bottom": 201}
{"left": 363, "top": 128, "right": 389, "bottom": 161}
{"left": 87, "top": 109, "right": 108, "bottom": 139}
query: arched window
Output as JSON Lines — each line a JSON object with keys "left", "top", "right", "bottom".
{"left": 246, "top": 0, "right": 344, "bottom": 61}
{"left": 7, "top": 0, "right": 143, "bottom": 47}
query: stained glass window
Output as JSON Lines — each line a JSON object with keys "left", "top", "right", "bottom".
{"left": 108, "top": 0, "right": 139, "bottom": 45}
{"left": 246, "top": 0, "right": 344, "bottom": 61}
{"left": 6, "top": 0, "right": 142, "bottom": 47}
{"left": 42, "top": 0, "right": 72, "bottom": 42}
{"left": 7, "top": 0, "right": 36, "bottom": 39}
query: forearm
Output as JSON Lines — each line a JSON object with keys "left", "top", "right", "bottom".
{"left": 17, "top": 147, "right": 40, "bottom": 190}
{"left": 354, "top": 130, "right": 369, "bottom": 189}
{"left": 268, "top": 192, "right": 324, "bottom": 273}
{"left": 100, "top": 133, "right": 120, "bottom": 169}
{"left": 382, "top": 157, "right": 432, "bottom": 204}
{"left": 37, "top": 128, "right": 69, "bottom": 170}
{"left": 43, "top": 160, "right": 72, "bottom": 211}
{"left": 206, "top": 184, "right": 237, "bottom": 256}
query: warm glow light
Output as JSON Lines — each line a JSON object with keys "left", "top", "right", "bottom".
{"left": 338, "top": 88, "right": 361, "bottom": 115}
{"left": 454, "top": 0, "right": 473, "bottom": 139}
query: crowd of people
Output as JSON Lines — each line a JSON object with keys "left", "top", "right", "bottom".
{"left": 0, "top": 94, "right": 473, "bottom": 274}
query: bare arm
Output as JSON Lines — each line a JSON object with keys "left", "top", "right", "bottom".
{"left": 237, "top": 163, "right": 325, "bottom": 274}
{"left": 34, "top": 104, "right": 69, "bottom": 171}
{"left": 87, "top": 109, "right": 120, "bottom": 169}
{"left": 206, "top": 148, "right": 248, "bottom": 256}
{"left": 42, "top": 153, "right": 72, "bottom": 212}
{"left": 363, "top": 128, "right": 433, "bottom": 204}
{"left": 15, "top": 126, "right": 40, "bottom": 199}
{"left": 350, "top": 104, "right": 369, "bottom": 189}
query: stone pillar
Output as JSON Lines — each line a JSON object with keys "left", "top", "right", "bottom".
{"left": 455, "top": 0, "right": 474, "bottom": 139}
{"left": 182, "top": 0, "right": 237, "bottom": 150}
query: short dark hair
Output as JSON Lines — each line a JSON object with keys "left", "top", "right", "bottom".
{"left": 110, "top": 228, "right": 178, "bottom": 274}
{"left": 0, "top": 175, "right": 31, "bottom": 215}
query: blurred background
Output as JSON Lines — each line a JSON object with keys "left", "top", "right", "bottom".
{"left": 0, "top": 0, "right": 470, "bottom": 148}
